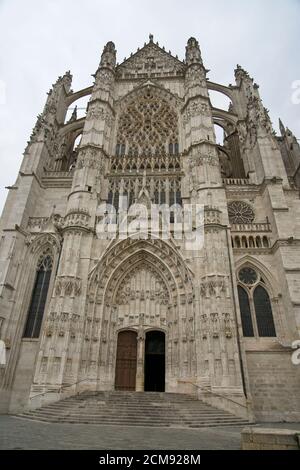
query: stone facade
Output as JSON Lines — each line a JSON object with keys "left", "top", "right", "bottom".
{"left": 0, "top": 36, "right": 299, "bottom": 422}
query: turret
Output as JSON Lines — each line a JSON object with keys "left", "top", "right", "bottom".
{"left": 99, "top": 41, "right": 116, "bottom": 70}
{"left": 278, "top": 119, "right": 300, "bottom": 185}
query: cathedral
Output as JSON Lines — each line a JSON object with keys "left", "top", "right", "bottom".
{"left": 0, "top": 36, "right": 299, "bottom": 423}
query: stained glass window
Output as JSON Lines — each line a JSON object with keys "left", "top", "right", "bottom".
{"left": 238, "top": 286, "right": 254, "bottom": 337}
{"left": 254, "top": 286, "right": 276, "bottom": 337}
{"left": 23, "top": 255, "right": 53, "bottom": 338}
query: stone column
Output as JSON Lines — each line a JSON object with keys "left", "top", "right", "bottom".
{"left": 136, "top": 330, "right": 145, "bottom": 392}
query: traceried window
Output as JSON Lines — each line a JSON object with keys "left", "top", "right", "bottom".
{"left": 107, "top": 177, "right": 181, "bottom": 215}
{"left": 116, "top": 87, "right": 179, "bottom": 157}
{"left": 237, "top": 267, "right": 276, "bottom": 338}
{"left": 237, "top": 286, "right": 254, "bottom": 337}
{"left": 253, "top": 286, "right": 276, "bottom": 337}
{"left": 228, "top": 201, "right": 255, "bottom": 225}
{"left": 23, "top": 253, "right": 53, "bottom": 339}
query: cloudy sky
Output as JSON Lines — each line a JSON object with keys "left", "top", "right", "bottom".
{"left": 0, "top": 0, "right": 299, "bottom": 214}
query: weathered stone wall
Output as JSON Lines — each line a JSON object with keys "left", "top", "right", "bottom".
{"left": 242, "top": 427, "right": 300, "bottom": 450}
{"left": 246, "top": 350, "right": 300, "bottom": 422}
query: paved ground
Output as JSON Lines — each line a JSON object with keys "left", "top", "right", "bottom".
{"left": 0, "top": 416, "right": 243, "bottom": 450}
{"left": 1, "top": 416, "right": 299, "bottom": 450}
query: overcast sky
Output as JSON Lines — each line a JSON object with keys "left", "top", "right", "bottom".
{"left": 0, "top": 0, "right": 299, "bottom": 214}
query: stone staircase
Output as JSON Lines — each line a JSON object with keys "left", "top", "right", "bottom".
{"left": 17, "top": 391, "right": 249, "bottom": 428}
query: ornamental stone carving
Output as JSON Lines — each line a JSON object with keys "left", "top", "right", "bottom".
{"left": 116, "top": 41, "right": 186, "bottom": 79}
{"left": 116, "top": 86, "right": 179, "bottom": 157}
{"left": 189, "top": 151, "right": 219, "bottom": 169}
{"left": 54, "top": 276, "right": 82, "bottom": 297}
{"left": 228, "top": 201, "right": 255, "bottom": 224}
{"left": 62, "top": 208, "right": 91, "bottom": 230}
{"left": 183, "top": 101, "right": 208, "bottom": 123}
{"left": 94, "top": 69, "right": 114, "bottom": 91}
{"left": 185, "top": 65, "right": 206, "bottom": 88}
{"left": 204, "top": 207, "right": 221, "bottom": 225}
{"left": 86, "top": 102, "right": 113, "bottom": 126}
{"left": 200, "top": 276, "right": 228, "bottom": 298}
{"left": 76, "top": 148, "right": 104, "bottom": 172}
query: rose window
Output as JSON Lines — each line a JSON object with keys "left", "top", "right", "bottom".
{"left": 228, "top": 201, "right": 255, "bottom": 224}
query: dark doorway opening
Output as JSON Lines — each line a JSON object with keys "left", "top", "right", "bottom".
{"left": 115, "top": 330, "right": 137, "bottom": 391}
{"left": 144, "top": 331, "right": 165, "bottom": 392}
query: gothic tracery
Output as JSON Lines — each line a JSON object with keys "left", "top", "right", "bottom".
{"left": 116, "top": 86, "right": 179, "bottom": 157}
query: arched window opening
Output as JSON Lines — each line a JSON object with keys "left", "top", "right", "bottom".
{"left": 23, "top": 254, "right": 53, "bottom": 339}
{"left": 214, "top": 124, "right": 225, "bottom": 145}
{"left": 235, "top": 236, "right": 241, "bottom": 248}
{"left": 237, "top": 267, "right": 277, "bottom": 339}
{"left": 218, "top": 146, "right": 232, "bottom": 178}
{"left": 256, "top": 236, "right": 262, "bottom": 248}
{"left": 116, "top": 88, "right": 178, "bottom": 157}
{"left": 249, "top": 236, "right": 255, "bottom": 248}
{"left": 254, "top": 286, "right": 276, "bottom": 337}
{"left": 263, "top": 236, "right": 269, "bottom": 248}
{"left": 68, "top": 133, "right": 82, "bottom": 171}
{"left": 238, "top": 286, "right": 254, "bottom": 337}
{"left": 242, "top": 236, "right": 248, "bottom": 248}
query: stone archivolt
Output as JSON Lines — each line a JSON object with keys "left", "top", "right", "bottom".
{"left": 115, "top": 264, "right": 169, "bottom": 306}
{"left": 81, "top": 237, "right": 196, "bottom": 377}
{"left": 26, "top": 233, "right": 61, "bottom": 255}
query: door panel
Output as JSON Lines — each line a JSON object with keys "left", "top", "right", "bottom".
{"left": 115, "top": 331, "right": 137, "bottom": 391}
{"left": 144, "top": 331, "right": 165, "bottom": 392}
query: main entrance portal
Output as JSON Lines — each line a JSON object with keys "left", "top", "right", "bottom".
{"left": 144, "top": 331, "right": 165, "bottom": 392}
{"left": 115, "top": 331, "right": 137, "bottom": 391}
{"left": 114, "top": 330, "right": 166, "bottom": 392}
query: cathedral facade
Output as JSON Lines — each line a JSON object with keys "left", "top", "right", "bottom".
{"left": 0, "top": 37, "right": 299, "bottom": 422}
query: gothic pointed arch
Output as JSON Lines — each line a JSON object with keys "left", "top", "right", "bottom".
{"left": 27, "top": 233, "right": 61, "bottom": 258}
{"left": 115, "top": 83, "right": 181, "bottom": 157}
{"left": 88, "top": 235, "right": 194, "bottom": 299}
{"left": 235, "top": 256, "right": 279, "bottom": 296}
{"left": 23, "top": 252, "right": 54, "bottom": 338}
{"left": 236, "top": 257, "right": 278, "bottom": 338}
{"left": 81, "top": 237, "right": 196, "bottom": 386}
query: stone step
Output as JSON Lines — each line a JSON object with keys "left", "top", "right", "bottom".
{"left": 17, "top": 415, "right": 248, "bottom": 428}
{"left": 18, "top": 391, "right": 249, "bottom": 428}
{"left": 33, "top": 404, "right": 215, "bottom": 411}
{"left": 26, "top": 408, "right": 237, "bottom": 417}
{"left": 22, "top": 410, "right": 241, "bottom": 421}
{"left": 21, "top": 413, "right": 247, "bottom": 425}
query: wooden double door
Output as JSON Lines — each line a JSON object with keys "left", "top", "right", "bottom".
{"left": 115, "top": 330, "right": 165, "bottom": 392}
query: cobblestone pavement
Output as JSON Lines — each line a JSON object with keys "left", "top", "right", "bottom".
{"left": 0, "top": 416, "right": 243, "bottom": 450}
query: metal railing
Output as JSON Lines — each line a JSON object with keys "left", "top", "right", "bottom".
{"left": 30, "top": 379, "right": 97, "bottom": 401}
{"left": 177, "top": 380, "right": 248, "bottom": 409}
